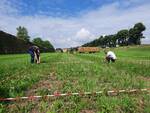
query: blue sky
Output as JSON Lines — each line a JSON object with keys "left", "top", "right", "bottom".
{"left": 4, "top": 0, "right": 150, "bottom": 17}
{"left": 0, "top": 0, "right": 150, "bottom": 48}
{"left": 8, "top": 0, "right": 112, "bottom": 17}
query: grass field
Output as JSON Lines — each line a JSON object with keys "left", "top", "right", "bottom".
{"left": 0, "top": 45, "right": 150, "bottom": 113}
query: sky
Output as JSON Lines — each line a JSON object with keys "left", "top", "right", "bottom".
{"left": 0, "top": 0, "right": 150, "bottom": 48}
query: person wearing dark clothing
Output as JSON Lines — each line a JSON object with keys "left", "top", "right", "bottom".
{"left": 28, "top": 46, "right": 35, "bottom": 63}
{"left": 28, "top": 46, "right": 40, "bottom": 64}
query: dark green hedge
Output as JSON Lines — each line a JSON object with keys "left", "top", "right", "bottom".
{"left": 0, "top": 31, "right": 55, "bottom": 54}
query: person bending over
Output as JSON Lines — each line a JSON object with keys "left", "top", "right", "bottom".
{"left": 28, "top": 46, "right": 40, "bottom": 64}
{"left": 104, "top": 50, "right": 117, "bottom": 63}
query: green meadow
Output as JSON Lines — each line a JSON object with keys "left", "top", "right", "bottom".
{"left": 0, "top": 45, "right": 150, "bottom": 113}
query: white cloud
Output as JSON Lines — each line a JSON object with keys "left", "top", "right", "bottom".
{"left": 75, "top": 28, "right": 94, "bottom": 41}
{"left": 0, "top": 1, "right": 150, "bottom": 48}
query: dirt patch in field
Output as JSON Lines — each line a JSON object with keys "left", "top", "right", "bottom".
{"left": 138, "top": 76, "right": 150, "bottom": 82}
{"left": 6, "top": 72, "right": 64, "bottom": 113}
{"left": 25, "top": 72, "right": 63, "bottom": 96}
{"left": 137, "top": 76, "right": 150, "bottom": 87}
{"left": 79, "top": 109, "right": 96, "bottom": 113}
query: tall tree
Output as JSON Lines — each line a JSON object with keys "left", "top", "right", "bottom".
{"left": 109, "top": 34, "right": 117, "bottom": 47}
{"left": 16, "top": 26, "right": 30, "bottom": 42}
{"left": 32, "top": 37, "right": 43, "bottom": 47}
{"left": 129, "top": 22, "right": 146, "bottom": 45}
{"left": 116, "top": 29, "right": 129, "bottom": 46}
{"left": 43, "top": 40, "right": 55, "bottom": 49}
{"left": 82, "top": 22, "right": 146, "bottom": 47}
{"left": 32, "top": 38, "right": 55, "bottom": 51}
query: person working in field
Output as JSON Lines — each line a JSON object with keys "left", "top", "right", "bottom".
{"left": 104, "top": 50, "right": 117, "bottom": 63}
{"left": 28, "top": 46, "right": 40, "bottom": 64}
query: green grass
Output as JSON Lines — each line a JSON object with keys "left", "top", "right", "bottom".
{"left": 0, "top": 46, "right": 150, "bottom": 113}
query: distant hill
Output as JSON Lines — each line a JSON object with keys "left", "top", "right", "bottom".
{"left": 0, "top": 30, "right": 55, "bottom": 54}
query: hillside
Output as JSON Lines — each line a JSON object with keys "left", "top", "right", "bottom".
{"left": 0, "top": 30, "right": 55, "bottom": 54}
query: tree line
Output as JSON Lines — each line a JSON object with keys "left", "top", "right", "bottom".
{"left": 83, "top": 22, "right": 146, "bottom": 47}
{"left": 16, "top": 26, "right": 55, "bottom": 51}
